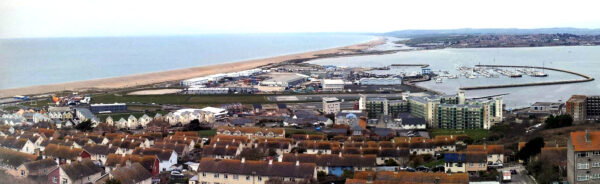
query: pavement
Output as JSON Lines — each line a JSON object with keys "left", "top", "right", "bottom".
{"left": 497, "top": 165, "right": 536, "bottom": 184}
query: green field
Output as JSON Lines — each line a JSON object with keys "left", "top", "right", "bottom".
{"left": 198, "top": 129, "right": 217, "bottom": 137}
{"left": 429, "top": 129, "right": 489, "bottom": 141}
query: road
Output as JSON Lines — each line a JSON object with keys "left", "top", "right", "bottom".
{"left": 498, "top": 165, "right": 536, "bottom": 184}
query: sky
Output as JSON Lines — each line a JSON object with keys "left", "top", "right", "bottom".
{"left": 1, "top": 0, "right": 600, "bottom": 38}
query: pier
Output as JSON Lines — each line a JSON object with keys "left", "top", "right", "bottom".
{"left": 391, "top": 64, "right": 430, "bottom": 68}
{"left": 459, "top": 65, "right": 594, "bottom": 90}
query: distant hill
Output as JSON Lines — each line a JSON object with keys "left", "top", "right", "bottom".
{"left": 382, "top": 28, "right": 600, "bottom": 38}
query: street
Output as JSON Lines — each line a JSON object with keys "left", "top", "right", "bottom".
{"left": 498, "top": 165, "right": 536, "bottom": 184}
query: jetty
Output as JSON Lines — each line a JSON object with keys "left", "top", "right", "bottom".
{"left": 459, "top": 65, "right": 594, "bottom": 90}
{"left": 390, "top": 64, "right": 430, "bottom": 68}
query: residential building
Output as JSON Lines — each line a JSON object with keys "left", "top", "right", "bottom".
{"left": 59, "top": 159, "right": 104, "bottom": 184}
{"left": 567, "top": 95, "right": 587, "bottom": 122}
{"left": 322, "top": 97, "right": 341, "bottom": 115}
{"left": 109, "top": 163, "right": 153, "bottom": 184}
{"left": 568, "top": 130, "right": 600, "bottom": 183}
{"left": 197, "top": 158, "right": 316, "bottom": 184}
{"left": 587, "top": 96, "right": 600, "bottom": 121}
{"left": 366, "top": 98, "right": 388, "bottom": 119}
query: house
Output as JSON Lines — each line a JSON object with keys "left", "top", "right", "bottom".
{"left": 444, "top": 152, "right": 488, "bottom": 174}
{"left": 59, "top": 159, "right": 104, "bottom": 184}
{"left": 105, "top": 154, "right": 160, "bottom": 176}
{"left": 467, "top": 144, "right": 505, "bottom": 166}
{"left": 0, "top": 147, "right": 37, "bottom": 175}
{"left": 109, "top": 162, "right": 153, "bottom": 184}
{"left": 202, "top": 144, "right": 239, "bottom": 159}
{"left": 197, "top": 158, "right": 316, "bottom": 184}
{"left": 375, "top": 148, "right": 410, "bottom": 165}
{"left": 216, "top": 126, "right": 285, "bottom": 138}
{"left": 83, "top": 144, "right": 110, "bottom": 164}
{"left": 13, "top": 158, "right": 57, "bottom": 178}
{"left": 348, "top": 171, "right": 469, "bottom": 184}
{"left": 0, "top": 136, "right": 36, "bottom": 154}
{"left": 296, "top": 141, "right": 340, "bottom": 154}
{"left": 131, "top": 147, "right": 177, "bottom": 172}
{"left": 127, "top": 115, "right": 139, "bottom": 129}
{"left": 283, "top": 153, "right": 376, "bottom": 176}
{"left": 43, "top": 144, "right": 89, "bottom": 165}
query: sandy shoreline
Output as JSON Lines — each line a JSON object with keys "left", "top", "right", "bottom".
{"left": 0, "top": 38, "right": 385, "bottom": 98}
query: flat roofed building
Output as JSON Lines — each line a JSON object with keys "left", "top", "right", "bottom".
{"left": 322, "top": 97, "right": 341, "bottom": 115}
{"left": 90, "top": 103, "right": 127, "bottom": 113}
{"left": 586, "top": 96, "right": 600, "bottom": 121}
{"left": 567, "top": 95, "right": 587, "bottom": 122}
{"left": 322, "top": 79, "right": 345, "bottom": 92}
{"left": 260, "top": 73, "right": 308, "bottom": 87}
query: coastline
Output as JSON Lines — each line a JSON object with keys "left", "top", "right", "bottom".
{"left": 0, "top": 37, "right": 385, "bottom": 98}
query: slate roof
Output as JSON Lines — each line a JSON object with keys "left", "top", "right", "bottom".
{"left": 198, "top": 158, "right": 315, "bottom": 178}
{"left": 60, "top": 159, "right": 103, "bottom": 180}
{"left": 110, "top": 163, "right": 152, "bottom": 184}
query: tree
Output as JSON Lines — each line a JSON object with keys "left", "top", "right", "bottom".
{"left": 75, "top": 120, "right": 93, "bottom": 132}
{"left": 409, "top": 155, "right": 424, "bottom": 168}
{"left": 544, "top": 115, "right": 573, "bottom": 129}
{"left": 104, "top": 178, "right": 121, "bottom": 184}
{"left": 384, "top": 159, "right": 399, "bottom": 166}
{"left": 341, "top": 169, "right": 354, "bottom": 179}
{"left": 517, "top": 137, "right": 545, "bottom": 163}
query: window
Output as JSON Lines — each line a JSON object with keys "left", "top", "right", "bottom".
{"left": 258, "top": 176, "right": 262, "bottom": 181}
{"left": 21, "top": 170, "right": 25, "bottom": 176}
{"left": 202, "top": 172, "right": 206, "bottom": 177}
{"left": 578, "top": 163, "right": 590, "bottom": 169}
{"left": 578, "top": 175, "right": 590, "bottom": 181}
{"left": 246, "top": 176, "right": 250, "bottom": 180}
{"left": 52, "top": 177, "right": 57, "bottom": 183}
{"left": 224, "top": 174, "right": 228, "bottom": 179}
{"left": 594, "top": 151, "right": 600, "bottom": 155}
{"left": 594, "top": 162, "right": 600, "bottom": 168}
{"left": 214, "top": 173, "right": 219, "bottom": 178}
{"left": 593, "top": 174, "right": 600, "bottom": 180}
{"left": 469, "top": 163, "right": 474, "bottom": 167}
{"left": 578, "top": 152, "right": 589, "bottom": 157}
{"left": 62, "top": 178, "right": 68, "bottom": 184}
{"left": 88, "top": 176, "right": 90, "bottom": 181}
{"left": 233, "top": 174, "right": 238, "bottom": 179}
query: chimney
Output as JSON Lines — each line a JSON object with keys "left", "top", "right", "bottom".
{"left": 296, "top": 161, "right": 300, "bottom": 166}
{"left": 277, "top": 155, "right": 282, "bottom": 162}
{"left": 379, "top": 146, "right": 382, "bottom": 150}
{"left": 586, "top": 129, "right": 591, "bottom": 143}
{"left": 126, "top": 158, "right": 132, "bottom": 167}
{"left": 450, "top": 135, "right": 453, "bottom": 139}
{"left": 225, "top": 145, "right": 229, "bottom": 149}
{"left": 213, "top": 144, "right": 216, "bottom": 148}
{"left": 268, "top": 159, "right": 273, "bottom": 165}
{"left": 339, "top": 152, "right": 342, "bottom": 157}
{"left": 483, "top": 143, "right": 487, "bottom": 150}
{"left": 241, "top": 157, "right": 246, "bottom": 163}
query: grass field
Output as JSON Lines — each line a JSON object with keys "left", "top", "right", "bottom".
{"left": 198, "top": 129, "right": 217, "bottom": 137}
{"left": 430, "top": 129, "right": 489, "bottom": 141}
{"left": 424, "top": 159, "right": 444, "bottom": 168}
{"left": 284, "top": 128, "right": 324, "bottom": 137}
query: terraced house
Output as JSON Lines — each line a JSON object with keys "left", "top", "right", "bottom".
{"left": 197, "top": 158, "right": 316, "bottom": 184}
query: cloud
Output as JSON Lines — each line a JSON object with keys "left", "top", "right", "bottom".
{"left": 1, "top": 0, "right": 600, "bottom": 38}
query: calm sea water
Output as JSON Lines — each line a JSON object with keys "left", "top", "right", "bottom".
{"left": 0, "top": 34, "right": 375, "bottom": 89}
{"left": 309, "top": 38, "right": 600, "bottom": 108}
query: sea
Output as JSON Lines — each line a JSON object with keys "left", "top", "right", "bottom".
{"left": 309, "top": 37, "right": 600, "bottom": 109}
{"left": 0, "top": 33, "right": 375, "bottom": 89}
